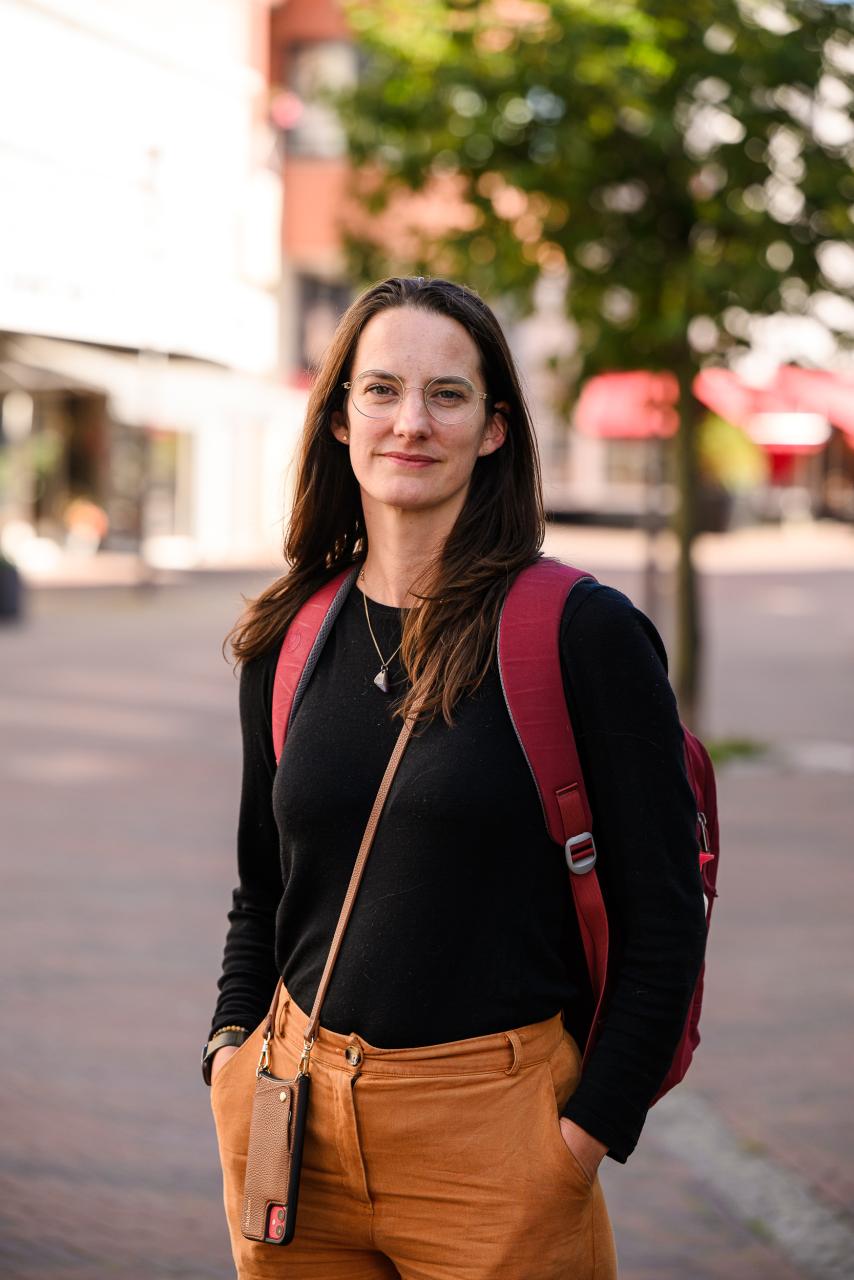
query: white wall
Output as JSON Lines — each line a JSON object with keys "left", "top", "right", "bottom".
{"left": 0, "top": 0, "right": 280, "bottom": 372}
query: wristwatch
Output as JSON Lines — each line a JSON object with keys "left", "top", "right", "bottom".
{"left": 201, "top": 1026, "right": 249, "bottom": 1086}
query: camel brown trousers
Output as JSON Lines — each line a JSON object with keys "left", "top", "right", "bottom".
{"left": 210, "top": 983, "right": 617, "bottom": 1280}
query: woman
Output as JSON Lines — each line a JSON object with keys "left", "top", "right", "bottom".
{"left": 204, "top": 276, "right": 707, "bottom": 1279}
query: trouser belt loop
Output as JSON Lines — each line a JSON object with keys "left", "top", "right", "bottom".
{"left": 504, "top": 1030, "right": 523, "bottom": 1075}
{"left": 275, "top": 991, "right": 291, "bottom": 1038}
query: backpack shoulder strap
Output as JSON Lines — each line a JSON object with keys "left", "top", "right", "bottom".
{"left": 497, "top": 556, "right": 609, "bottom": 1058}
{"left": 271, "top": 567, "right": 358, "bottom": 765}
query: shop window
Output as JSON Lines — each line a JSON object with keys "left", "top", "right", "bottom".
{"left": 146, "top": 428, "right": 193, "bottom": 540}
{"left": 283, "top": 41, "right": 358, "bottom": 159}
{"left": 603, "top": 439, "right": 651, "bottom": 486}
{"left": 298, "top": 275, "right": 352, "bottom": 370}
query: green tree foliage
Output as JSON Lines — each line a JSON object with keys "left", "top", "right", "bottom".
{"left": 339, "top": 0, "right": 854, "bottom": 723}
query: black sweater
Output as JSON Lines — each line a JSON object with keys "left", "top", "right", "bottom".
{"left": 209, "top": 578, "right": 707, "bottom": 1162}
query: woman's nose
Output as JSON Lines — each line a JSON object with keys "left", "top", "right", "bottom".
{"left": 393, "top": 388, "right": 432, "bottom": 437}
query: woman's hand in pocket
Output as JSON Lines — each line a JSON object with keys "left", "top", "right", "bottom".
{"left": 558, "top": 1117, "right": 607, "bottom": 1184}
{"left": 210, "top": 1043, "right": 240, "bottom": 1086}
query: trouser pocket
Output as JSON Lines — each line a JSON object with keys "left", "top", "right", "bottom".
{"left": 210, "top": 1021, "right": 265, "bottom": 1156}
{"left": 540, "top": 1030, "right": 596, "bottom": 1192}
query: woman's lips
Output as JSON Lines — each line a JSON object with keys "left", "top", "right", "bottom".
{"left": 382, "top": 453, "right": 437, "bottom": 468}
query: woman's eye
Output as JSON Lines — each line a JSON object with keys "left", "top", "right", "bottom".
{"left": 366, "top": 383, "right": 398, "bottom": 397}
{"left": 432, "top": 388, "right": 464, "bottom": 402}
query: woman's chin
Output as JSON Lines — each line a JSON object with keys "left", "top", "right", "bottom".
{"left": 361, "top": 480, "right": 452, "bottom": 516}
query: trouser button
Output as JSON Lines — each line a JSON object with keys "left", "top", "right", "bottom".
{"left": 345, "top": 1043, "right": 363, "bottom": 1067}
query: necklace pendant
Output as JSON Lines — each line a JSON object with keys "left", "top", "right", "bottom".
{"left": 373, "top": 667, "right": 391, "bottom": 693}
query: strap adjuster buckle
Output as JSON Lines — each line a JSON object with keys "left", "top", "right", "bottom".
{"left": 565, "top": 832, "right": 597, "bottom": 875}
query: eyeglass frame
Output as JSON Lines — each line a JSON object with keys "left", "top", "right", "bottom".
{"left": 341, "top": 371, "right": 490, "bottom": 425}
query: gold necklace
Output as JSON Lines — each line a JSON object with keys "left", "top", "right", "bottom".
{"left": 359, "top": 569, "right": 404, "bottom": 693}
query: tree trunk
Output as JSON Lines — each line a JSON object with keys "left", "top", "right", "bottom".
{"left": 641, "top": 436, "right": 666, "bottom": 630}
{"left": 673, "top": 366, "right": 702, "bottom": 732}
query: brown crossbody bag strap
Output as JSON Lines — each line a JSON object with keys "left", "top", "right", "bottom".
{"left": 241, "top": 701, "right": 422, "bottom": 1247}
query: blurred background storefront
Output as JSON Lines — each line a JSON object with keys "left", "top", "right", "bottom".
{"left": 2, "top": 0, "right": 854, "bottom": 589}
{"left": 0, "top": 0, "right": 304, "bottom": 576}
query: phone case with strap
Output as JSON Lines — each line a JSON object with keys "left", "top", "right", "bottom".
{"left": 241, "top": 1063, "right": 309, "bottom": 1244}
{"left": 240, "top": 695, "right": 421, "bottom": 1246}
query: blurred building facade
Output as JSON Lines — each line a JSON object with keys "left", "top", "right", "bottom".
{"left": 0, "top": 0, "right": 305, "bottom": 572}
{"left": 270, "top": 0, "right": 355, "bottom": 376}
{"left": 4, "top": 0, "right": 849, "bottom": 581}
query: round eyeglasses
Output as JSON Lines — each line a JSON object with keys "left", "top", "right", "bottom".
{"left": 342, "top": 372, "right": 488, "bottom": 425}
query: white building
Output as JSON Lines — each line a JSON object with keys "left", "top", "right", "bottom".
{"left": 0, "top": 0, "right": 305, "bottom": 572}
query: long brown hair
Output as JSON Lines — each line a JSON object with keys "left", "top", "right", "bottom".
{"left": 227, "top": 276, "right": 545, "bottom": 724}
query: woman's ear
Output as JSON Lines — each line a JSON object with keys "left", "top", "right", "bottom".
{"left": 478, "top": 401, "right": 509, "bottom": 457}
{"left": 331, "top": 410, "right": 350, "bottom": 445}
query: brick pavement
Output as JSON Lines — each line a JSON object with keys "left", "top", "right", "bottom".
{"left": 1, "top": 545, "right": 853, "bottom": 1279}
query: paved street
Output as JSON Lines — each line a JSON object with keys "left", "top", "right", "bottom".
{"left": 2, "top": 528, "right": 853, "bottom": 1279}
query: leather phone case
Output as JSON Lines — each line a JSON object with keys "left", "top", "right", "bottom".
{"left": 241, "top": 1070, "right": 310, "bottom": 1245}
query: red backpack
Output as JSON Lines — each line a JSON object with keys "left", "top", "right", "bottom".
{"left": 270, "top": 558, "right": 720, "bottom": 1104}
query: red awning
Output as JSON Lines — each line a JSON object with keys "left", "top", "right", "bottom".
{"left": 773, "top": 366, "right": 854, "bottom": 441}
{"left": 574, "top": 371, "right": 679, "bottom": 440}
{"left": 575, "top": 365, "right": 852, "bottom": 454}
{"left": 693, "top": 366, "right": 838, "bottom": 456}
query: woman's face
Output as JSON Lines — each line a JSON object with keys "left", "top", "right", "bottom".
{"left": 331, "top": 306, "right": 507, "bottom": 524}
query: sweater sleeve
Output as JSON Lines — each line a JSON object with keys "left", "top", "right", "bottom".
{"left": 557, "top": 583, "right": 708, "bottom": 1162}
{"left": 208, "top": 649, "right": 284, "bottom": 1039}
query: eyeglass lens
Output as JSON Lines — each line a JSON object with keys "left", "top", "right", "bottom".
{"left": 350, "top": 372, "right": 480, "bottom": 423}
